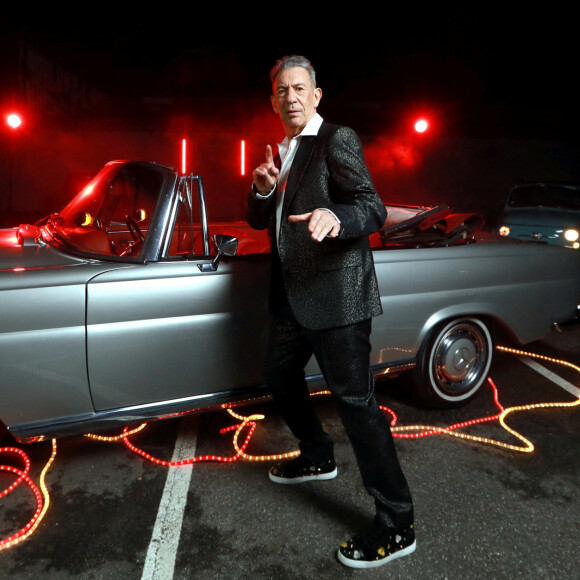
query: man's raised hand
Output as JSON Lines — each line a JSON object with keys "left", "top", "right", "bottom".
{"left": 253, "top": 145, "right": 279, "bottom": 195}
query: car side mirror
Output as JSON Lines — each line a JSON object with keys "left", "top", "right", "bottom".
{"left": 213, "top": 234, "right": 238, "bottom": 257}
{"left": 198, "top": 234, "right": 238, "bottom": 272}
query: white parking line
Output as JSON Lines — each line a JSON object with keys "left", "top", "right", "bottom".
{"left": 519, "top": 357, "right": 580, "bottom": 398}
{"left": 138, "top": 355, "right": 576, "bottom": 579}
{"left": 141, "top": 416, "right": 198, "bottom": 580}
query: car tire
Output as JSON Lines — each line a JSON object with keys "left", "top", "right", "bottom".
{"left": 410, "top": 317, "right": 493, "bottom": 407}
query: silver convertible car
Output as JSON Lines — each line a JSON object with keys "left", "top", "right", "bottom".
{"left": 2, "top": 161, "right": 579, "bottom": 443}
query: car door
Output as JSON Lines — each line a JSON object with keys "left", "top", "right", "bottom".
{"left": 86, "top": 255, "right": 271, "bottom": 411}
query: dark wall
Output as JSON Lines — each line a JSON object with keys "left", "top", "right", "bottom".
{"left": 366, "top": 136, "right": 580, "bottom": 227}
{"left": 1, "top": 126, "right": 579, "bottom": 229}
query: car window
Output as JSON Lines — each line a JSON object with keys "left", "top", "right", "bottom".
{"left": 54, "top": 163, "right": 162, "bottom": 258}
{"left": 508, "top": 185, "right": 580, "bottom": 211}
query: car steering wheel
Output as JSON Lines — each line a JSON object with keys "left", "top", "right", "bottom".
{"left": 119, "top": 216, "right": 145, "bottom": 256}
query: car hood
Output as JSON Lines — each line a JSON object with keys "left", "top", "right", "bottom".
{"left": 503, "top": 208, "right": 580, "bottom": 227}
{"left": 0, "top": 227, "right": 85, "bottom": 272}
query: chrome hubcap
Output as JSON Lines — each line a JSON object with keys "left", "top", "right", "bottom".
{"left": 433, "top": 323, "right": 488, "bottom": 395}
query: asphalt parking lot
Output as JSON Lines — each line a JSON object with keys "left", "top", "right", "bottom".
{"left": 1, "top": 323, "right": 579, "bottom": 579}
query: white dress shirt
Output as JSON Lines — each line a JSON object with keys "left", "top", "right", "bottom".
{"left": 255, "top": 113, "right": 339, "bottom": 245}
{"left": 274, "top": 113, "right": 324, "bottom": 242}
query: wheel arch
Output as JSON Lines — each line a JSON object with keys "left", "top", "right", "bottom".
{"left": 417, "top": 304, "right": 518, "bottom": 352}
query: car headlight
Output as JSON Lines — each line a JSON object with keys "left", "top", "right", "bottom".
{"left": 498, "top": 226, "right": 510, "bottom": 236}
{"left": 564, "top": 229, "right": 579, "bottom": 242}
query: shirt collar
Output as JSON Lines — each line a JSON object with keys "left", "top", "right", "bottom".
{"left": 301, "top": 112, "right": 323, "bottom": 136}
{"left": 280, "top": 113, "right": 323, "bottom": 148}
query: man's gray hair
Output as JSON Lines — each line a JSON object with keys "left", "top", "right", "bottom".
{"left": 270, "top": 55, "right": 317, "bottom": 87}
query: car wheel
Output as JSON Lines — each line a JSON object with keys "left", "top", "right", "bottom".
{"left": 410, "top": 317, "right": 493, "bottom": 407}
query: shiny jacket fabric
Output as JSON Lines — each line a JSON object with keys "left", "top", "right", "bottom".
{"left": 246, "top": 122, "right": 387, "bottom": 330}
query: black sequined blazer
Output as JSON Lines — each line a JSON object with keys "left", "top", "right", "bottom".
{"left": 247, "top": 122, "right": 387, "bottom": 331}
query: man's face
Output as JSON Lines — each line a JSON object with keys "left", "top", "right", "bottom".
{"left": 271, "top": 67, "right": 322, "bottom": 138}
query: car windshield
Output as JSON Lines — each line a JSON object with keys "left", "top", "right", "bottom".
{"left": 43, "top": 162, "right": 163, "bottom": 258}
{"left": 507, "top": 185, "right": 580, "bottom": 211}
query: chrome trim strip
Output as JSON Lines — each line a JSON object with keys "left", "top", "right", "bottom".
{"left": 9, "top": 384, "right": 273, "bottom": 443}
{"left": 9, "top": 360, "right": 417, "bottom": 443}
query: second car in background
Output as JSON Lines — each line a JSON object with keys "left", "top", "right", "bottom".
{"left": 498, "top": 182, "right": 580, "bottom": 249}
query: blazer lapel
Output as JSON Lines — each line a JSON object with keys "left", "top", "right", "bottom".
{"left": 282, "top": 135, "right": 317, "bottom": 214}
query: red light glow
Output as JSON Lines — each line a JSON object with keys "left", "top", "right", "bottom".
{"left": 414, "top": 118, "right": 428, "bottom": 133}
{"left": 6, "top": 114, "right": 22, "bottom": 129}
{"left": 81, "top": 184, "right": 95, "bottom": 197}
{"left": 365, "top": 137, "right": 421, "bottom": 172}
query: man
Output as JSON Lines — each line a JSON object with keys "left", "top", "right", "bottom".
{"left": 246, "top": 55, "right": 415, "bottom": 569}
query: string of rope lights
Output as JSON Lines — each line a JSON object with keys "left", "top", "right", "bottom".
{"left": 1, "top": 346, "right": 578, "bottom": 551}
{"left": 0, "top": 440, "right": 56, "bottom": 551}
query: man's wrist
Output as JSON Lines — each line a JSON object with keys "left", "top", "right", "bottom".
{"left": 316, "top": 207, "right": 341, "bottom": 224}
{"left": 253, "top": 182, "right": 276, "bottom": 198}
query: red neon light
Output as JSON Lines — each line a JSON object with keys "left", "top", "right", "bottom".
{"left": 0, "top": 440, "right": 56, "bottom": 551}
{"left": 122, "top": 421, "right": 257, "bottom": 466}
{"left": 240, "top": 140, "right": 246, "bottom": 176}
{"left": 181, "top": 139, "right": 187, "bottom": 174}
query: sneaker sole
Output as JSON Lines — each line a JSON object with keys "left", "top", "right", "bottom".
{"left": 337, "top": 539, "right": 416, "bottom": 569}
{"left": 268, "top": 467, "right": 338, "bottom": 485}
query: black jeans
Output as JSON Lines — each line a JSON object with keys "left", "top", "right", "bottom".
{"left": 265, "top": 313, "right": 414, "bottom": 530}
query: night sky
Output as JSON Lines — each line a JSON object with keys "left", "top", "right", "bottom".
{"left": 3, "top": 9, "right": 576, "bottom": 140}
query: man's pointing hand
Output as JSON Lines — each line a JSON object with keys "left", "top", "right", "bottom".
{"left": 288, "top": 209, "right": 341, "bottom": 242}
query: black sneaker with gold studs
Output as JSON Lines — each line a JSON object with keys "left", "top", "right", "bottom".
{"left": 268, "top": 455, "right": 337, "bottom": 484}
{"left": 337, "top": 519, "right": 416, "bottom": 568}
